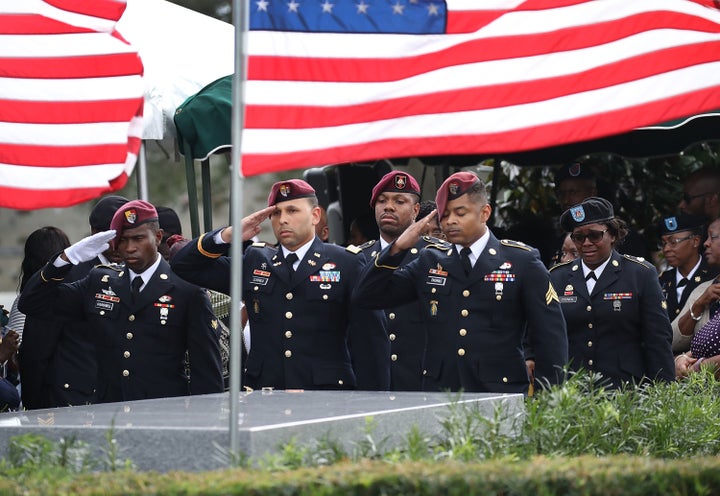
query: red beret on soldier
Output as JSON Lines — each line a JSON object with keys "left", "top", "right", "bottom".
{"left": 434, "top": 171, "right": 482, "bottom": 218}
{"left": 109, "top": 200, "right": 159, "bottom": 249}
{"left": 369, "top": 171, "right": 421, "bottom": 207}
{"left": 267, "top": 179, "right": 316, "bottom": 206}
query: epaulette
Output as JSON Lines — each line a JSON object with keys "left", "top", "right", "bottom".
{"left": 421, "top": 235, "right": 453, "bottom": 251}
{"left": 356, "top": 239, "right": 377, "bottom": 252}
{"left": 346, "top": 244, "right": 362, "bottom": 255}
{"left": 622, "top": 254, "right": 652, "bottom": 268}
{"left": 252, "top": 241, "right": 268, "bottom": 247}
{"left": 95, "top": 263, "right": 124, "bottom": 272}
{"left": 548, "top": 260, "right": 572, "bottom": 272}
{"left": 500, "top": 239, "right": 532, "bottom": 251}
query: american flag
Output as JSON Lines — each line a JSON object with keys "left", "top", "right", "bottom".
{"left": 0, "top": 0, "right": 143, "bottom": 209}
{"left": 242, "top": 0, "right": 720, "bottom": 176}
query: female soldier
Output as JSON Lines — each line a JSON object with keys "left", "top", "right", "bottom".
{"left": 550, "top": 197, "right": 675, "bottom": 387}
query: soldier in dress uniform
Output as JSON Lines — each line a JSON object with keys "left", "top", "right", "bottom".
{"left": 171, "top": 179, "right": 390, "bottom": 391}
{"left": 19, "top": 200, "right": 223, "bottom": 403}
{"left": 657, "top": 213, "right": 714, "bottom": 320}
{"left": 550, "top": 197, "right": 675, "bottom": 387}
{"left": 353, "top": 172, "right": 568, "bottom": 394}
{"left": 19, "top": 195, "right": 128, "bottom": 409}
{"left": 359, "top": 171, "right": 432, "bottom": 391}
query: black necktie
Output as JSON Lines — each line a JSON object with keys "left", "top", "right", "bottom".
{"left": 460, "top": 247, "right": 472, "bottom": 275}
{"left": 131, "top": 276, "right": 143, "bottom": 303}
{"left": 286, "top": 253, "right": 299, "bottom": 270}
{"left": 585, "top": 271, "right": 596, "bottom": 281}
{"left": 677, "top": 278, "right": 688, "bottom": 288}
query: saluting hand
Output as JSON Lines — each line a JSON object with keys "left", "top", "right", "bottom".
{"left": 63, "top": 230, "right": 116, "bottom": 264}
{"left": 390, "top": 209, "right": 438, "bottom": 255}
{"left": 221, "top": 206, "right": 276, "bottom": 243}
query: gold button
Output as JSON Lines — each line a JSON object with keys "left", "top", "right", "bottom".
{"left": 431, "top": 288, "right": 437, "bottom": 293}
{"left": 285, "top": 311, "right": 293, "bottom": 319}
{"left": 286, "top": 292, "right": 293, "bottom": 300}
{"left": 126, "top": 333, "right": 133, "bottom": 340}
{"left": 502, "top": 377, "right": 508, "bottom": 383}
{"left": 128, "top": 315, "right": 135, "bottom": 322}
{"left": 496, "top": 295, "right": 502, "bottom": 301}
{"left": 459, "top": 329, "right": 467, "bottom": 336}
{"left": 122, "top": 370, "right": 129, "bottom": 377}
{"left": 389, "top": 333, "right": 396, "bottom": 341}
{"left": 586, "top": 306, "right": 592, "bottom": 312}
{"left": 587, "top": 341, "right": 593, "bottom": 348}
{"left": 338, "top": 380, "right": 344, "bottom": 385}
{"left": 64, "top": 383, "right": 69, "bottom": 389}
{"left": 410, "top": 248, "right": 418, "bottom": 254}
{"left": 461, "top": 309, "right": 468, "bottom": 317}
{"left": 588, "top": 359, "right": 594, "bottom": 366}
{"left": 458, "top": 348, "right": 465, "bottom": 356}
{"left": 588, "top": 323, "right": 593, "bottom": 329}
{"left": 389, "top": 313, "right": 396, "bottom": 320}
{"left": 423, "top": 369, "right": 427, "bottom": 375}
{"left": 284, "top": 350, "right": 292, "bottom": 358}
{"left": 285, "top": 331, "right": 292, "bottom": 338}
{"left": 489, "top": 248, "right": 497, "bottom": 255}
{"left": 254, "top": 286, "right": 259, "bottom": 291}
{"left": 391, "top": 354, "right": 398, "bottom": 361}
{"left": 463, "top": 290, "right": 470, "bottom": 297}
{"left": 322, "top": 295, "right": 328, "bottom": 300}
{"left": 123, "top": 351, "right": 130, "bottom": 358}
{"left": 161, "top": 321, "right": 166, "bottom": 325}
{"left": 99, "top": 310, "right": 105, "bottom": 316}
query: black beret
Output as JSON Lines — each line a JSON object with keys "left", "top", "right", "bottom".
{"left": 560, "top": 197, "right": 614, "bottom": 232}
{"left": 657, "top": 213, "right": 705, "bottom": 236}
{"left": 157, "top": 206, "right": 182, "bottom": 237}
{"left": 89, "top": 195, "right": 129, "bottom": 231}
{"left": 554, "top": 161, "right": 595, "bottom": 186}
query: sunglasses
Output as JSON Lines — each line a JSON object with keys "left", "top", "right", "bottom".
{"left": 570, "top": 229, "right": 607, "bottom": 243}
{"left": 681, "top": 192, "right": 712, "bottom": 203}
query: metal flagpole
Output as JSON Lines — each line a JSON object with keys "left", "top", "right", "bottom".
{"left": 229, "top": 0, "right": 248, "bottom": 457}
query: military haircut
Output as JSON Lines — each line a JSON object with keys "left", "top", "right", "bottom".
{"left": 465, "top": 180, "right": 489, "bottom": 206}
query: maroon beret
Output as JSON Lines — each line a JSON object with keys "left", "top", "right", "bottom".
{"left": 109, "top": 200, "right": 159, "bottom": 248}
{"left": 88, "top": 195, "right": 128, "bottom": 231}
{"left": 435, "top": 172, "right": 481, "bottom": 218}
{"left": 369, "top": 171, "right": 421, "bottom": 207}
{"left": 267, "top": 179, "right": 316, "bottom": 207}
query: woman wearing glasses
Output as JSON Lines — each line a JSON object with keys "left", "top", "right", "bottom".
{"left": 673, "top": 218, "right": 720, "bottom": 358}
{"left": 657, "top": 213, "right": 712, "bottom": 324}
{"left": 549, "top": 197, "right": 675, "bottom": 388}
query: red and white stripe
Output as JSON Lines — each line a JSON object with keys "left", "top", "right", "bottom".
{"left": 0, "top": 0, "right": 143, "bottom": 209}
{"left": 242, "top": 0, "right": 720, "bottom": 176}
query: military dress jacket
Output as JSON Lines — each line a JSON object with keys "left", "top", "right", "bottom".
{"left": 19, "top": 259, "right": 99, "bottom": 409}
{"left": 550, "top": 251, "right": 675, "bottom": 387}
{"left": 18, "top": 255, "right": 223, "bottom": 403}
{"left": 170, "top": 230, "right": 390, "bottom": 391}
{"left": 353, "top": 232, "right": 568, "bottom": 394}
{"left": 658, "top": 259, "right": 716, "bottom": 320}
{"left": 359, "top": 238, "right": 432, "bottom": 391}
